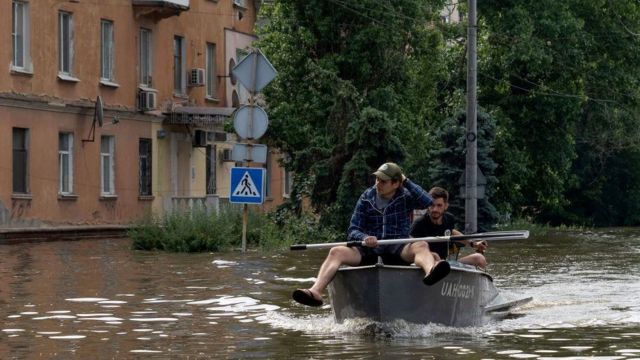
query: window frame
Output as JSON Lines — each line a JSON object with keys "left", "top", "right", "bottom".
{"left": 58, "top": 132, "right": 74, "bottom": 195}
{"left": 206, "top": 144, "right": 217, "bottom": 195}
{"left": 283, "top": 168, "right": 292, "bottom": 199}
{"left": 206, "top": 42, "right": 217, "bottom": 99}
{"left": 58, "top": 11, "right": 74, "bottom": 76}
{"left": 11, "top": 0, "right": 31, "bottom": 72}
{"left": 139, "top": 28, "right": 153, "bottom": 87}
{"left": 12, "top": 128, "right": 29, "bottom": 194}
{"left": 173, "top": 35, "right": 186, "bottom": 95}
{"left": 100, "top": 19, "right": 115, "bottom": 82}
{"left": 139, "top": 138, "right": 152, "bottom": 196}
{"left": 100, "top": 136, "right": 115, "bottom": 196}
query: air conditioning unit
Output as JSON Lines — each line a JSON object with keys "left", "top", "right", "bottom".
{"left": 232, "top": 0, "right": 246, "bottom": 8}
{"left": 221, "top": 148, "right": 233, "bottom": 162}
{"left": 189, "top": 68, "right": 205, "bottom": 87}
{"left": 193, "top": 130, "right": 207, "bottom": 147}
{"left": 138, "top": 90, "right": 157, "bottom": 111}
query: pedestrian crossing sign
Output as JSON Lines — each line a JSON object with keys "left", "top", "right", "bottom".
{"left": 229, "top": 167, "right": 265, "bottom": 204}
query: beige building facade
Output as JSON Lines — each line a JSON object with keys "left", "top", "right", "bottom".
{"left": 1, "top": 0, "right": 290, "bottom": 227}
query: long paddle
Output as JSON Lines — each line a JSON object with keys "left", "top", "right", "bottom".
{"left": 290, "top": 230, "right": 529, "bottom": 250}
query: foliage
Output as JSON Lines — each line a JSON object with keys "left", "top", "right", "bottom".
{"left": 129, "top": 207, "right": 337, "bottom": 252}
{"left": 478, "top": 0, "right": 640, "bottom": 225}
{"left": 427, "top": 109, "right": 499, "bottom": 232}
{"left": 129, "top": 207, "right": 239, "bottom": 252}
{"left": 257, "top": 0, "right": 447, "bottom": 231}
{"left": 253, "top": 0, "right": 640, "bottom": 230}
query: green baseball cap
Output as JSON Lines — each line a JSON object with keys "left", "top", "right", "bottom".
{"left": 373, "top": 162, "right": 403, "bottom": 181}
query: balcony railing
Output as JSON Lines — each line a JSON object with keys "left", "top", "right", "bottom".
{"left": 170, "top": 195, "right": 219, "bottom": 215}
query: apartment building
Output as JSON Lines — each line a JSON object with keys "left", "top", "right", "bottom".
{"left": 1, "top": 0, "right": 291, "bottom": 227}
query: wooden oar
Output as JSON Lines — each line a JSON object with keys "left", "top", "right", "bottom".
{"left": 290, "top": 230, "right": 529, "bottom": 250}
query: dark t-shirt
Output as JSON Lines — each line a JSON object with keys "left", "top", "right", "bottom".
{"left": 410, "top": 212, "right": 457, "bottom": 259}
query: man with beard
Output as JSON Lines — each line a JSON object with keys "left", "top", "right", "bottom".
{"left": 410, "top": 187, "right": 487, "bottom": 268}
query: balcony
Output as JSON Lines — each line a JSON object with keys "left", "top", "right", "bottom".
{"left": 165, "top": 106, "right": 235, "bottom": 130}
{"left": 132, "top": 0, "right": 189, "bottom": 20}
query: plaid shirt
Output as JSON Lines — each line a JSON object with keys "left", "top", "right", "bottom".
{"left": 347, "top": 179, "right": 432, "bottom": 244}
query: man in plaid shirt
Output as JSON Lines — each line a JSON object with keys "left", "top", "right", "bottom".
{"left": 292, "top": 162, "right": 452, "bottom": 307}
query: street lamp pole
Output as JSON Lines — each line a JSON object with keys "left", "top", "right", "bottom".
{"left": 465, "top": 0, "right": 478, "bottom": 233}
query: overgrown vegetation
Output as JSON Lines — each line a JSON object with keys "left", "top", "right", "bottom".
{"left": 128, "top": 206, "right": 338, "bottom": 252}
{"left": 257, "top": 0, "right": 640, "bottom": 230}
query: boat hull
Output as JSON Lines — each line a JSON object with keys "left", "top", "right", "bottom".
{"left": 327, "top": 262, "right": 525, "bottom": 327}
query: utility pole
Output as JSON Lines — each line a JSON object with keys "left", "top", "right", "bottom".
{"left": 465, "top": 0, "right": 478, "bottom": 233}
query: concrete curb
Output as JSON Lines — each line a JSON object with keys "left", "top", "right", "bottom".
{"left": 0, "top": 225, "right": 131, "bottom": 244}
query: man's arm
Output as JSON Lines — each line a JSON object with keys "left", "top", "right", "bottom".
{"left": 403, "top": 178, "right": 433, "bottom": 209}
{"left": 347, "top": 196, "right": 369, "bottom": 243}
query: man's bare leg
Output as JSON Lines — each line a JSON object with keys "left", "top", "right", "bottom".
{"left": 401, "top": 241, "right": 437, "bottom": 274}
{"left": 305, "top": 246, "right": 361, "bottom": 300}
{"left": 459, "top": 253, "right": 487, "bottom": 268}
{"left": 401, "top": 241, "right": 450, "bottom": 285}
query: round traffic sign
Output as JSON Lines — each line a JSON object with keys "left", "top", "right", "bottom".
{"left": 233, "top": 105, "right": 269, "bottom": 139}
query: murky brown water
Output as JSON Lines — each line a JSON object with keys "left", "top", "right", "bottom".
{"left": 1, "top": 228, "right": 640, "bottom": 359}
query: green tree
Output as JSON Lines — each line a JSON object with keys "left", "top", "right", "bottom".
{"left": 257, "top": 0, "right": 446, "bottom": 230}
{"left": 428, "top": 110, "right": 499, "bottom": 231}
{"left": 478, "top": 0, "right": 640, "bottom": 225}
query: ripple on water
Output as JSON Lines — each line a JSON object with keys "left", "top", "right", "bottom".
{"left": 129, "top": 317, "right": 179, "bottom": 322}
{"left": 65, "top": 297, "right": 109, "bottom": 302}
{"left": 49, "top": 335, "right": 86, "bottom": 340}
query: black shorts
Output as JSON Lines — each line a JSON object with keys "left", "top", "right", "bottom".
{"left": 357, "top": 244, "right": 411, "bottom": 266}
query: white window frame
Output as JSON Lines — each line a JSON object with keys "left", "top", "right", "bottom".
{"left": 283, "top": 168, "right": 293, "bottom": 198}
{"left": 12, "top": 1, "right": 31, "bottom": 72}
{"left": 139, "top": 28, "right": 153, "bottom": 87}
{"left": 173, "top": 35, "right": 186, "bottom": 95}
{"left": 58, "top": 132, "right": 74, "bottom": 195}
{"left": 100, "top": 136, "right": 115, "bottom": 196}
{"left": 206, "top": 42, "right": 217, "bottom": 99}
{"left": 58, "top": 11, "right": 74, "bottom": 76}
{"left": 100, "top": 19, "right": 115, "bottom": 82}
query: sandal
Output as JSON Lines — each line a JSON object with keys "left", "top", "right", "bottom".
{"left": 292, "top": 289, "right": 323, "bottom": 307}
{"left": 423, "top": 261, "right": 451, "bottom": 286}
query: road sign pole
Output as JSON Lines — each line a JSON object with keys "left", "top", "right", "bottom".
{"left": 230, "top": 49, "right": 277, "bottom": 252}
{"left": 242, "top": 203, "right": 248, "bottom": 252}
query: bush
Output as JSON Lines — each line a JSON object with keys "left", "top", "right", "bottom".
{"left": 129, "top": 206, "right": 339, "bottom": 252}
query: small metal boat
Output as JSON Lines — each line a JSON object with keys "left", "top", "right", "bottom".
{"left": 327, "top": 260, "right": 531, "bottom": 327}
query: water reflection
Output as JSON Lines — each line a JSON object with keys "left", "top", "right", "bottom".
{"left": 0, "top": 230, "right": 639, "bottom": 358}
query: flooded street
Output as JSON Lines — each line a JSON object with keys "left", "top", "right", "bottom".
{"left": 1, "top": 229, "right": 640, "bottom": 359}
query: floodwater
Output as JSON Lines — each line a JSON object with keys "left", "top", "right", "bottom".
{"left": 1, "top": 228, "right": 639, "bottom": 359}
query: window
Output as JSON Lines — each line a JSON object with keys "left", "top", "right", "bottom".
{"left": 12, "top": 128, "right": 29, "bottom": 194}
{"left": 139, "top": 139, "right": 152, "bottom": 196}
{"left": 283, "top": 168, "right": 293, "bottom": 198}
{"left": 58, "top": 11, "right": 74, "bottom": 76}
{"left": 12, "top": 1, "right": 30, "bottom": 71}
{"left": 173, "top": 36, "right": 185, "bottom": 95}
{"left": 100, "top": 136, "right": 115, "bottom": 195}
{"left": 235, "top": 48, "right": 250, "bottom": 104}
{"left": 59, "top": 133, "right": 74, "bottom": 194}
{"left": 100, "top": 20, "right": 114, "bottom": 81}
{"left": 206, "top": 43, "right": 217, "bottom": 98}
{"left": 265, "top": 151, "right": 271, "bottom": 198}
{"left": 206, "top": 145, "right": 217, "bottom": 194}
{"left": 139, "top": 28, "right": 152, "bottom": 87}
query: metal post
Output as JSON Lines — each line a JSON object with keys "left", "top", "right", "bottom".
{"left": 242, "top": 203, "right": 248, "bottom": 252}
{"left": 465, "top": 0, "right": 478, "bottom": 233}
